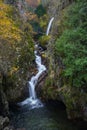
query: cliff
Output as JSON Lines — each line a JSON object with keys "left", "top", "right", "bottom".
{"left": 25, "top": 0, "right": 40, "bottom": 7}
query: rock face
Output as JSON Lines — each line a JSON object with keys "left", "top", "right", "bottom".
{"left": 25, "top": 0, "right": 40, "bottom": 7}
{"left": 0, "top": 116, "right": 14, "bottom": 130}
{"left": 0, "top": 116, "right": 9, "bottom": 130}
{"left": 36, "top": 71, "right": 47, "bottom": 97}
{"left": 41, "top": 0, "right": 73, "bottom": 7}
{"left": 41, "top": 0, "right": 50, "bottom": 6}
{"left": 0, "top": 74, "right": 9, "bottom": 116}
{"left": 0, "top": 89, "right": 9, "bottom": 116}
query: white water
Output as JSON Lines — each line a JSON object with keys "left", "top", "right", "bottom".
{"left": 19, "top": 18, "right": 54, "bottom": 109}
{"left": 20, "top": 45, "right": 46, "bottom": 109}
{"left": 46, "top": 17, "right": 54, "bottom": 35}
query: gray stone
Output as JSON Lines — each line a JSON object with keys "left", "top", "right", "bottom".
{"left": 0, "top": 116, "right": 9, "bottom": 130}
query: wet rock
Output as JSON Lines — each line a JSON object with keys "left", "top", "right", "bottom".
{"left": 36, "top": 71, "right": 48, "bottom": 97}
{"left": 6, "top": 81, "right": 29, "bottom": 104}
{"left": 82, "top": 107, "right": 87, "bottom": 121}
{"left": 0, "top": 80, "right": 9, "bottom": 116}
{"left": 4, "top": 127, "right": 10, "bottom": 130}
{"left": 4, "top": 127, "right": 14, "bottom": 130}
{"left": 38, "top": 71, "right": 47, "bottom": 84}
{"left": 0, "top": 116, "right": 9, "bottom": 130}
{"left": 56, "top": 84, "right": 87, "bottom": 121}
{"left": 16, "top": 128, "right": 26, "bottom": 130}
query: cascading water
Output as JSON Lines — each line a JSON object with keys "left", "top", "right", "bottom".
{"left": 11, "top": 17, "right": 83, "bottom": 130}
{"left": 19, "top": 45, "right": 46, "bottom": 109}
{"left": 11, "top": 15, "right": 87, "bottom": 130}
{"left": 19, "top": 17, "right": 54, "bottom": 109}
{"left": 46, "top": 17, "right": 54, "bottom": 35}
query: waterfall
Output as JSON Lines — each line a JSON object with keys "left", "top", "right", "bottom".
{"left": 19, "top": 45, "right": 46, "bottom": 109}
{"left": 46, "top": 17, "right": 54, "bottom": 35}
{"left": 19, "top": 17, "right": 54, "bottom": 109}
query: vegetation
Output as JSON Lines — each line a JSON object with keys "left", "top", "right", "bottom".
{"left": 42, "top": 76, "right": 58, "bottom": 99}
{"left": 30, "top": 5, "right": 48, "bottom": 40}
{"left": 0, "top": 1, "right": 22, "bottom": 43}
{"left": 55, "top": 0, "right": 87, "bottom": 88}
{"left": 39, "top": 35, "right": 51, "bottom": 47}
{"left": 39, "top": 14, "right": 48, "bottom": 30}
{"left": 0, "top": 0, "right": 35, "bottom": 72}
{"left": 0, "top": 0, "right": 35, "bottom": 102}
{"left": 35, "top": 4, "right": 46, "bottom": 18}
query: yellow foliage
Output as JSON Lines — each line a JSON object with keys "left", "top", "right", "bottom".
{"left": 39, "top": 14, "right": 48, "bottom": 29}
{"left": 9, "top": 66, "right": 19, "bottom": 76}
{"left": 0, "top": 1, "right": 22, "bottom": 43}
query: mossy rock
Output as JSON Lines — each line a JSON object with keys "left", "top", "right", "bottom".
{"left": 59, "top": 85, "right": 87, "bottom": 119}
{"left": 39, "top": 35, "right": 51, "bottom": 47}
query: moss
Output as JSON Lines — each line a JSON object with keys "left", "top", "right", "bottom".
{"left": 39, "top": 14, "right": 48, "bottom": 31}
{"left": 58, "top": 85, "right": 87, "bottom": 119}
{"left": 39, "top": 35, "right": 51, "bottom": 47}
{"left": 42, "top": 76, "right": 58, "bottom": 100}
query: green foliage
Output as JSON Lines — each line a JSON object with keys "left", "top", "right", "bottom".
{"left": 39, "top": 35, "right": 51, "bottom": 47}
{"left": 17, "top": 34, "right": 35, "bottom": 71}
{"left": 39, "top": 14, "right": 48, "bottom": 30}
{"left": 55, "top": 0, "right": 87, "bottom": 88}
{"left": 30, "top": 21, "right": 42, "bottom": 33}
{"left": 42, "top": 77, "right": 58, "bottom": 99}
{"left": 35, "top": 4, "right": 46, "bottom": 18}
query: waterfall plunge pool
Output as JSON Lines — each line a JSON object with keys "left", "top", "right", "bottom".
{"left": 10, "top": 101, "right": 87, "bottom": 130}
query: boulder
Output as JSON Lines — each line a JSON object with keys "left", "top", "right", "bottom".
{"left": 0, "top": 116, "right": 9, "bottom": 130}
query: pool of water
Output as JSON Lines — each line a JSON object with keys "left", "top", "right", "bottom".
{"left": 10, "top": 101, "right": 87, "bottom": 130}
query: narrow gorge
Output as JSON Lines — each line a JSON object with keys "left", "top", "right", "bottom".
{"left": 0, "top": 0, "right": 87, "bottom": 130}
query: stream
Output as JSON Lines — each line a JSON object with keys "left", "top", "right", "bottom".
{"left": 10, "top": 44, "right": 87, "bottom": 130}
{"left": 10, "top": 18, "right": 87, "bottom": 130}
{"left": 18, "top": 44, "right": 46, "bottom": 110}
